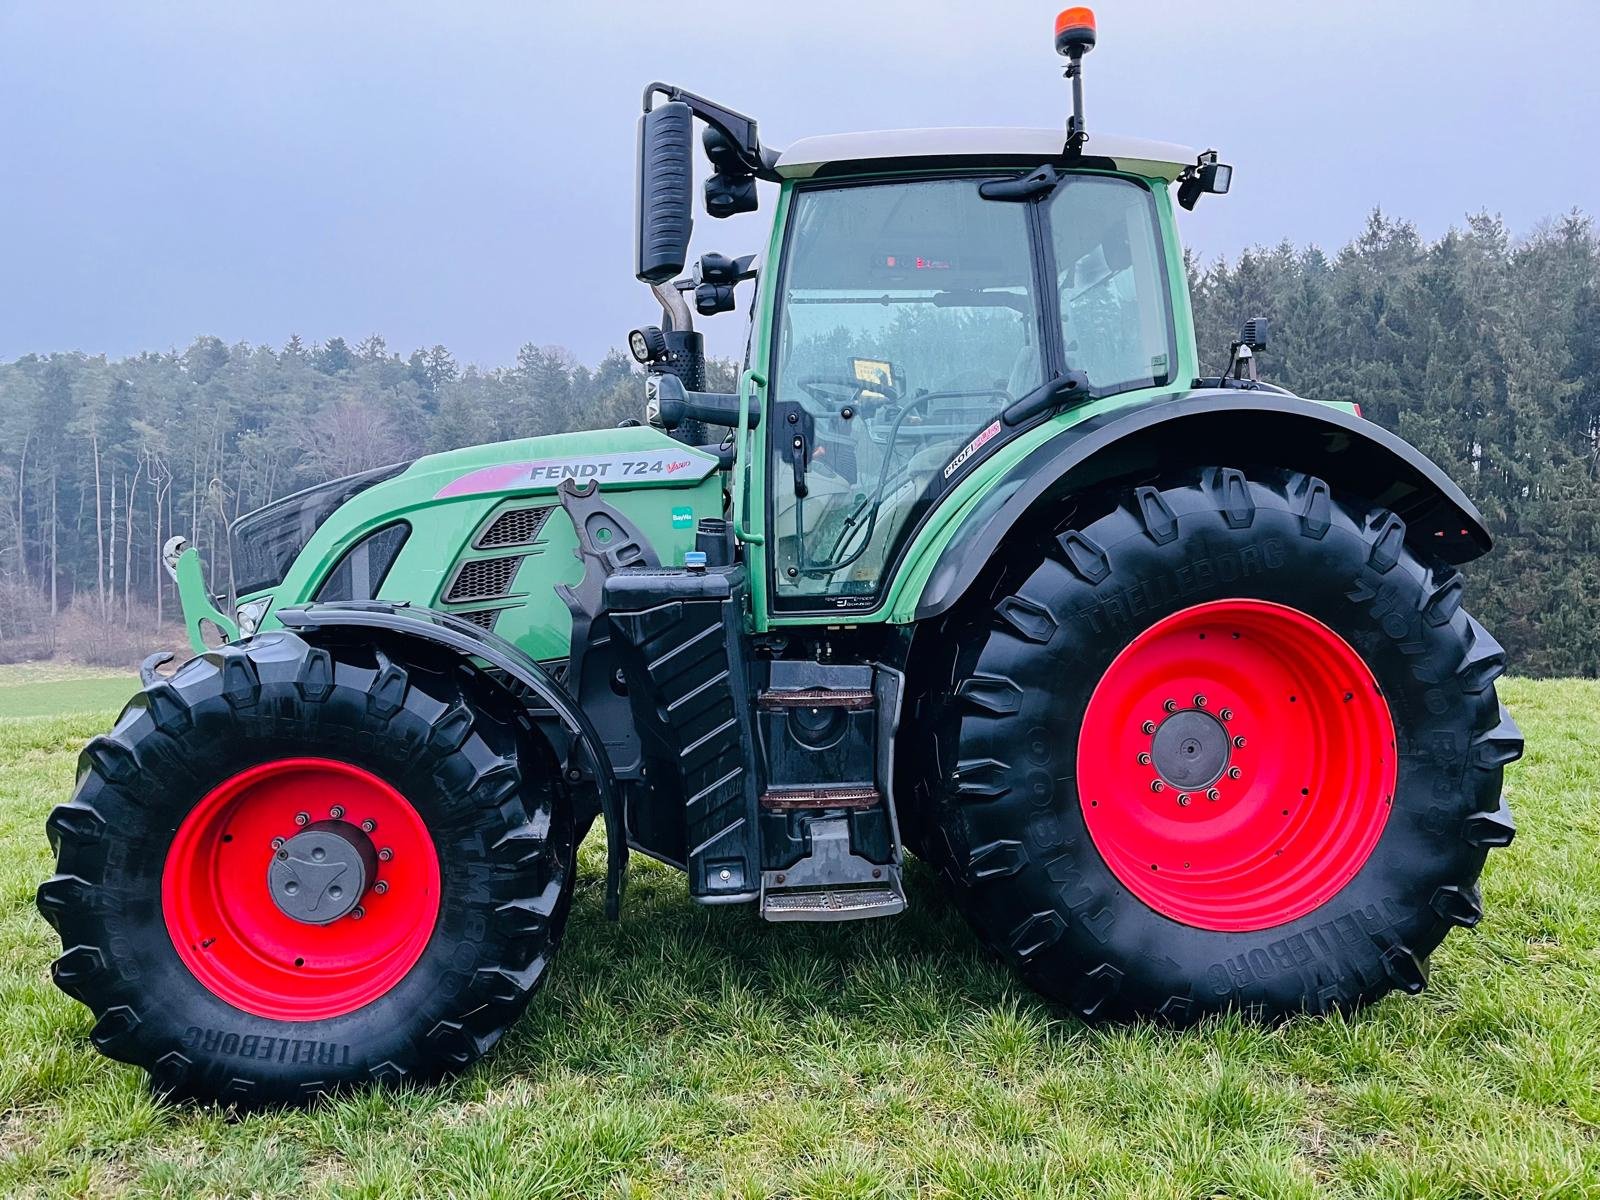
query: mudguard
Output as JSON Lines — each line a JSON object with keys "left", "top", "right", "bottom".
{"left": 275, "top": 601, "right": 629, "bottom": 917}
{"left": 914, "top": 388, "right": 1491, "bottom": 621}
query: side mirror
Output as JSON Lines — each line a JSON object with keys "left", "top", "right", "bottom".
{"left": 1177, "top": 155, "right": 1233, "bottom": 211}
{"left": 636, "top": 101, "right": 695, "bottom": 284}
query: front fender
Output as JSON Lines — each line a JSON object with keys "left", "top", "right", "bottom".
{"left": 912, "top": 389, "right": 1490, "bottom": 621}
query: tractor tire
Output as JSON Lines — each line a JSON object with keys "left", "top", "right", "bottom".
{"left": 920, "top": 467, "right": 1521, "bottom": 1023}
{"left": 37, "top": 631, "right": 574, "bottom": 1104}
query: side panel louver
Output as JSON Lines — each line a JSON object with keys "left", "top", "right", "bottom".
{"left": 457, "top": 609, "right": 502, "bottom": 631}
{"left": 475, "top": 506, "right": 552, "bottom": 550}
{"left": 444, "top": 556, "right": 524, "bottom": 603}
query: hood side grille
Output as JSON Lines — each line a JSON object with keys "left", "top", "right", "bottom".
{"left": 445, "top": 555, "right": 524, "bottom": 603}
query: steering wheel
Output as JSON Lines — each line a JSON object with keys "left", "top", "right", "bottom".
{"left": 797, "top": 376, "right": 901, "bottom": 410}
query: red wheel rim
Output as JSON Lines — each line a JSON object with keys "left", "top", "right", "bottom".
{"left": 1077, "top": 599, "right": 1396, "bottom": 931}
{"left": 162, "top": 758, "right": 440, "bottom": 1020}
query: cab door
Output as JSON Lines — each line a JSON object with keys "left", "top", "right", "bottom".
{"left": 759, "top": 175, "right": 1050, "bottom": 617}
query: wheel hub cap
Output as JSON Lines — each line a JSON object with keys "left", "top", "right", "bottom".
{"left": 1150, "top": 708, "right": 1229, "bottom": 790}
{"left": 267, "top": 821, "right": 376, "bottom": 924}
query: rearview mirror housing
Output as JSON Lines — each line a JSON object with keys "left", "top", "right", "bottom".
{"left": 636, "top": 101, "right": 695, "bottom": 284}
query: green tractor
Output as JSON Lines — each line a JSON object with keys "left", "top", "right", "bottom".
{"left": 40, "top": 9, "right": 1521, "bottom": 1104}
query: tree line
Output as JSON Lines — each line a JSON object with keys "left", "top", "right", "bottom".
{"left": 1190, "top": 211, "right": 1599, "bottom": 678}
{"left": 0, "top": 209, "right": 1595, "bottom": 675}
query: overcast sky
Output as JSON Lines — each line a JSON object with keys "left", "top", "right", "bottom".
{"left": 2, "top": 1, "right": 1595, "bottom": 367}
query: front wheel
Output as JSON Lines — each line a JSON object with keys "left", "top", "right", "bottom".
{"left": 921, "top": 468, "right": 1522, "bottom": 1022}
{"left": 37, "top": 632, "right": 574, "bottom": 1103}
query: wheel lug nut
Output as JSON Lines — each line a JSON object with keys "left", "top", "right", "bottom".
{"left": 1177, "top": 793, "right": 1191, "bottom": 806}
{"left": 360, "top": 819, "right": 377, "bottom": 833}
{"left": 270, "top": 837, "right": 285, "bottom": 850}
{"left": 350, "top": 906, "right": 365, "bottom": 920}
{"left": 1150, "top": 780, "right": 1165, "bottom": 793}
{"left": 1219, "top": 708, "right": 1233, "bottom": 722}
{"left": 276, "top": 849, "right": 288, "bottom": 861}
{"left": 329, "top": 805, "right": 345, "bottom": 820}
{"left": 378, "top": 847, "right": 393, "bottom": 862}
{"left": 1141, "top": 720, "right": 1157, "bottom": 735}
{"left": 1228, "top": 766, "right": 1242, "bottom": 779}
{"left": 1137, "top": 752, "right": 1152, "bottom": 765}
{"left": 1193, "top": 694, "right": 1207, "bottom": 707}
{"left": 294, "top": 812, "right": 310, "bottom": 827}
{"left": 374, "top": 880, "right": 389, "bottom": 895}
{"left": 1233, "top": 735, "right": 1247, "bottom": 748}
{"left": 1206, "top": 787, "right": 1220, "bottom": 801}
{"left": 1163, "top": 699, "right": 1177, "bottom": 713}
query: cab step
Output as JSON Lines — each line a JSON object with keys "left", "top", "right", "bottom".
{"left": 760, "top": 880, "right": 906, "bottom": 921}
{"left": 758, "top": 814, "right": 906, "bottom": 923}
{"left": 757, "top": 687, "right": 875, "bottom": 710}
{"left": 760, "top": 785, "right": 880, "bottom": 811}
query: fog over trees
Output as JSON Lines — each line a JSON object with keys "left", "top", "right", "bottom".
{"left": 1, "top": 210, "right": 1596, "bottom": 676}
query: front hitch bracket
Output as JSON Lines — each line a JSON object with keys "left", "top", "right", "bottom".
{"left": 165, "top": 535, "right": 240, "bottom": 652}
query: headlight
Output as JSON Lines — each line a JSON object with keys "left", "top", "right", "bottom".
{"left": 236, "top": 597, "right": 272, "bottom": 637}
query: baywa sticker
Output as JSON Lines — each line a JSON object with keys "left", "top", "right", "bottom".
{"left": 943, "top": 420, "right": 1002, "bottom": 481}
{"left": 438, "top": 449, "right": 717, "bottom": 498}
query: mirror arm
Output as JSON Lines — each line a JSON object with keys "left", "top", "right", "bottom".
{"left": 650, "top": 281, "right": 693, "bottom": 334}
{"left": 642, "top": 81, "right": 783, "bottom": 182}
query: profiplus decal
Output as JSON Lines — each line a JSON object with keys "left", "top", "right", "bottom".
{"left": 943, "top": 420, "right": 1003, "bottom": 480}
{"left": 436, "top": 448, "right": 716, "bottom": 498}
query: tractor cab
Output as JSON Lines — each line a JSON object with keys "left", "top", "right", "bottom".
{"left": 762, "top": 130, "right": 1193, "bottom": 610}
{"left": 628, "top": 11, "right": 1231, "bottom": 623}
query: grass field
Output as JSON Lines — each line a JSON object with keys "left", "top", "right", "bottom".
{"left": 1, "top": 672, "right": 1596, "bottom": 1198}
{"left": 0, "top": 665, "right": 138, "bottom": 721}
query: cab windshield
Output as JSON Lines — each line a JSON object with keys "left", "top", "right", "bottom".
{"left": 768, "top": 173, "right": 1173, "bottom": 608}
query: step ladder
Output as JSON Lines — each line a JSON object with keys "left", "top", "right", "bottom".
{"left": 757, "top": 812, "right": 907, "bottom": 922}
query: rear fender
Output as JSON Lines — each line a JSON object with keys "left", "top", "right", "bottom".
{"left": 913, "top": 389, "right": 1490, "bottom": 621}
{"left": 275, "top": 601, "right": 629, "bottom": 917}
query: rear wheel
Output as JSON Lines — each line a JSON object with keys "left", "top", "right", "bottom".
{"left": 37, "top": 631, "right": 574, "bottom": 1103}
{"left": 919, "top": 467, "right": 1522, "bottom": 1022}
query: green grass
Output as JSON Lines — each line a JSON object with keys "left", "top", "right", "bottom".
{"left": 1, "top": 676, "right": 1596, "bottom": 1198}
{"left": 0, "top": 676, "right": 139, "bottom": 720}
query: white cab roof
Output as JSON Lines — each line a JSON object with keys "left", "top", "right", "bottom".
{"left": 775, "top": 127, "right": 1197, "bottom": 183}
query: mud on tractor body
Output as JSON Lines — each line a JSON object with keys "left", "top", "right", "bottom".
{"left": 40, "top": 10, "right": 1522, "bottom": 1103}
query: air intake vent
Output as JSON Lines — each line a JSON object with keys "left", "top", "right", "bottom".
{"left": 457, "top": 609, "right": 501, "bottom": 632}
{"left": 445, "top": 556, "right": 523, "bottom": 602}
{"left": 476, "top": 506, "right": 552, "bottom": 549}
